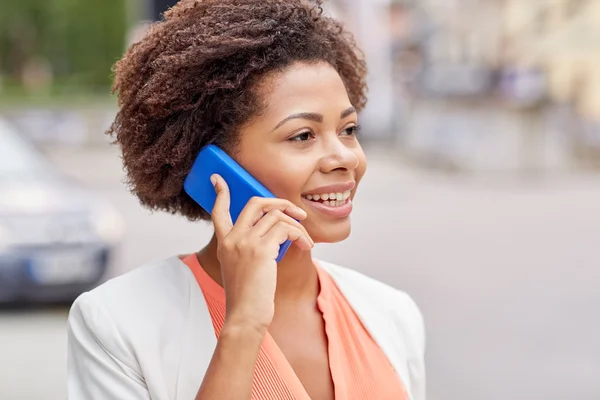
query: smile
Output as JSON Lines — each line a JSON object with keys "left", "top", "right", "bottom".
{"left": 302, "top": 190, "right": 351, "bottom": 207}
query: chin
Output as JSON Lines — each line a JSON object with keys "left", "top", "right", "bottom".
{"left": 309, "top": 224, "right": 351, "bottom": 244}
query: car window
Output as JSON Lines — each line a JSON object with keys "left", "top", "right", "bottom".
{"left": 0, "top": 120, "right": 51, "bottom": 177}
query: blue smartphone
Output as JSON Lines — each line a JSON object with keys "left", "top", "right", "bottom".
{"left": 184, "top": 144, "right": 293, "bottom": 262}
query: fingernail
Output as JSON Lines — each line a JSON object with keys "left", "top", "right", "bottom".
{"left": 210, "top": 175, "right": 217, "bottom": 187}
{"left": 297, "top": 206, "right": 307, "bottom": 216}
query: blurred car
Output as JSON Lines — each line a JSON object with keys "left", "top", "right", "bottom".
{"left": 0, "top": 118, "right": 124, "bottom": 304}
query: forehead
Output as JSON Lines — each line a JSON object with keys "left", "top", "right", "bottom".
{"left": 257, "top": 62, "right": 351, "bottom": 116}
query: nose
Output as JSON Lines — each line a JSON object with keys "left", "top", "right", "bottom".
{"left": 318, "top": 136, "right": 360, "bottom": 174}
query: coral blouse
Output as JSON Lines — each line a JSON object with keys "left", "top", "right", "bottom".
{"left": 183, "top": 254, "right": 408, "bottom": 400}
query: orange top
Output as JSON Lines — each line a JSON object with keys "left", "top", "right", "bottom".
{"left": 182, "top": 254, "right": 408, "bottom": 400}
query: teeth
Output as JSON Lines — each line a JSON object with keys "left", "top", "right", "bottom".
{"left": 320, "top": 200, "right": 348, "bottom": 207}
{"left": 304, "top": 190, "right": 352, "bottom": 203}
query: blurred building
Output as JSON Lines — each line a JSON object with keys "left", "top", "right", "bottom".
{"left": 398, "top": 0, "right": 600, "bottom": 120}
{"left": 386, "top": 0, "right": 600, "bottom": 171}
{"left": 502, "top": 0, "right": 600, "bottom": 121}
{"left": 413, "top": 0, "right": 503, "bottom": 98}
{"left": 500, "top": 0, "right": 600, "bottom": 164}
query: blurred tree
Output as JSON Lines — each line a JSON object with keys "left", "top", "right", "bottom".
{"left": 0, "top": 0, "right": 127, "bottom": 94}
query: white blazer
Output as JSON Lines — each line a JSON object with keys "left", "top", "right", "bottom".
{"left": 67, "top": 257, "right": 426, "bottom": 400}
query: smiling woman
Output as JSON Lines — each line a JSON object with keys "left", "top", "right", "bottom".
{"left": 66, "top": 1, "right": 426, "bottom": 400}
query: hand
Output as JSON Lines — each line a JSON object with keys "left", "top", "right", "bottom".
{"left": 210, "top": 174, "right": 314, "bottom": 332}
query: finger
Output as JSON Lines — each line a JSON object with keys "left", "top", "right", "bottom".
{"left": 210, "top": 174, "right": 233, "bottom": 242}
{"left": 236, "top": 197, "right": 307, "bottom": 229}
{"left": 252, "top": 209, "right": 314, "bottom": 246}
{"left": 262, "top": 221, "right": 313, "bottom": 251}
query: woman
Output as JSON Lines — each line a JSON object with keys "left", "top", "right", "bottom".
{"left": 67, "top": 1, "right": 426, "bottom": 399}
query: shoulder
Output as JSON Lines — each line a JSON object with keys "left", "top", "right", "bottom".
{"left": 71, "top": 256, "right": 192, "bottom": 323}
{"left": 317, "top": 260, "right": 425, "bottom": 351}
{"left": 68, "top": 256, "right": 194, "bottom": 362}
{"left": 67, "top": 257, "right": 201, "bottom": 398}
{"left": 86, "top": 256, "right": 191, "bottom": 302}
{"left": 317, "top": 260, "right": 423, "bottom": 316}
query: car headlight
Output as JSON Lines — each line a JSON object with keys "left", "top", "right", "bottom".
{"left": 91, "top": 206, "right": 125, "bottom": 244}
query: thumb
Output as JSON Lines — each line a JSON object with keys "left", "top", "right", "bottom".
{"left": 210, "top": 174, "right": 233, "bottom": 241}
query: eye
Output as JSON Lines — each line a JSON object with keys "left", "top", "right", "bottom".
{"left": 289, "top": 131, "right": 314, "bottom": 142}
{"left": 341, "top": 124, "right": 361, "bottom": 136}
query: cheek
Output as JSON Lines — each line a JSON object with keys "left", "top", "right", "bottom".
{"left": 250, "top": 161, "right": 309, "bottom": 200}
{"left": 234, "top": 141, "right": 307, "bottom": 200}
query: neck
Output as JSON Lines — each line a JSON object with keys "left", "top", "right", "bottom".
{"left": 197, "top": 233, "right": 319, "bottom": 302}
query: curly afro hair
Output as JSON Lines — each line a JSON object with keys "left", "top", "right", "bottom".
{"left": 107, "top": 0, "right": 368, "bottom": 221}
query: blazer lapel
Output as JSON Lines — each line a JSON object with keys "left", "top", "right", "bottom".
{"left": 175, "top": 269, "right": 218, "bottom": 400}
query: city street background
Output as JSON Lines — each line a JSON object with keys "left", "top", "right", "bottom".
{"left": 1, "top": 145, "right": 599, "bottom": 400}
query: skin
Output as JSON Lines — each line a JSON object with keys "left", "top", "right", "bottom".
{"left": 195, "top": 61, "right": 367, "bottom": 400}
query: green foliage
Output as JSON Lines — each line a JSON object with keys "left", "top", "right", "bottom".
{"left": 0, "top": 0, "right": 128, "bottom": 94}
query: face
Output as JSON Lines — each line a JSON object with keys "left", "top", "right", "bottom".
{"left": 234, "top": 61, "right": 367, "bottom": 243}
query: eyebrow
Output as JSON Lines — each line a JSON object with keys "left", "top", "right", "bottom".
{"left": 272, "top": 106, "right": 357, "bottom": 131}
{"left": 340, "top": 106, "right": 357, "bottom": 119}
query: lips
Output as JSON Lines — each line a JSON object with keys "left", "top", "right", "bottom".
{"left": 301, "top": 197, "right": 353, "bottom": 218}
{"left": 301, "top": 182, "right": 356, "bottom": 197}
